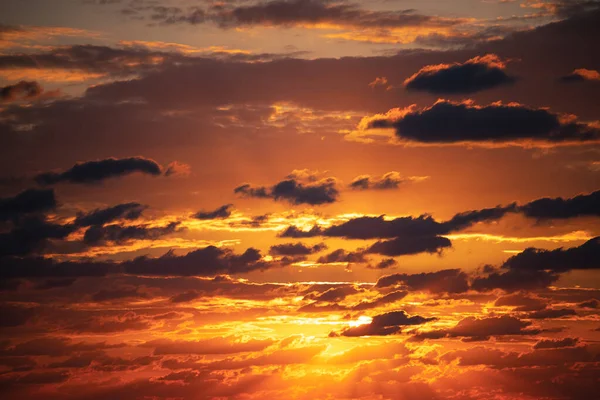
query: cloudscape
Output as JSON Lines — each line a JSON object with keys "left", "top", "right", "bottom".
{"left": 0, "top": 1, "right": 599, "bottom": 399}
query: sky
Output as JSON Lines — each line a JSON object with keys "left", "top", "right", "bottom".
{"left": 0, "top": 0, "right": 599, "bottom": 399}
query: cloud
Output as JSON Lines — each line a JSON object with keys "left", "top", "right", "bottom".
{"left": 73, "top": 202, "right": 147, "bottom": 227}
{"left": 317, "top": 248, "right": 367, "bottom": 264}
{"left": 366, "top": 235, "right": 452, "bottom": 256}
{"left": 235, "top": 170, "right": 339, "bottom": 205}
{"left": 0, "top": 188, "right": 56, "bottom": 221}
{"left": 0, "top": 337, "right": 123, "bottom": 357}
{"left": 170, "top": 290, "right": 202, "bottom": 303}
{"left": 471, "top": 268, "right": 559, "bottom": 292}
{"left": 533, "top": 337, "right": 579, "bottom": 349}
{"left": 502, "top": 236, "right": 599, "bottom": 272}
{"left": 337, "top": 310, "right": 436, "bottom": 337}
{"left": 560, "top": 68, "right": 600, "bottom": 82}
{"left": 0, "top": 81, "right": 44, "bottom": 102}
{"left": 83, "top": 221, "right": 180, "bottom": 245}
{"left": 351, "top": 290, "right": 408, "bottom": 311}
{"left": 281, "top": 205, "right": 516, "bottom": 257}
{"left": 269, "top": 242, "right": 327, "bottom": 256}
{"left": 349, "top": 171, "right": 428, "bottom": 190}
{"left": 193, "top": 204, "right": 234, "bottom": 220}
{"left": 376, "top": 269, "right": 470, "bottom": 293}
{"left": 135, "top": 0, "right": 465, "bottom": 35}
{"left": 578, "top": 298, "right": 599, "bottom": 308}
{"left": 518, "top": 190, "right": 600, "bottom": 220}
{"left": 404, "top": 54, "right": 516, "bottom": 94}
{"left": 0, "top": 305, "right": 36, "bottom": 327}
{"left": 123, "top": 246, "right": 269, "bottom": 276}
{"left": 144, "top": 336, "right": 274, "bottom": 355}
{"left": 525, "top": 307, "right": 577, "bottom": 319}
{"left": 35, "top": 157, "right": 163, "bottom": 185}
{"left": 414, "top": 315, "right": 538, "bottom": 341}
{"left": 367, "top": 100, "right": 599, "bottom": 146}
{"left": 305, "top": 285, "right": 360, "bottom": 302}
{"left": 163, "top": 161, "right": 191, "bottom": 177}
{"left": 0, "top": 246, "right": 273, "bottom": 279}
{"left": 91, "top": 288, "right": 147, "bottom": 302}
{"left": 494, "top": 293, "right": 547, "bottom": 311}
{"left": 0, "top": 216, "right": 75, "bottom": 257}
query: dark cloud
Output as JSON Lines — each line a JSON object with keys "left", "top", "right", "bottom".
{"left": 35, "top": 157, "right": 163, "bottom": 185}
{"left": 494, "top": 293, "right": 547, "bottom": 311}
{"left": 338, "top": 310, "right": 436, "bottom": 337}
{"left": 193, "top": 204, "right": 234, "bottom": 220}
{"left": 349, "top": 171, "right": 421, "bottom": 190}
{"left": 351, "top": 290, "right": 408, "bottom": 311}
{"left": 376, "top": 269, "right": 470, "bottom": 293}
{"left": 413, "top": 315, "right": 539, "bottom": 341}
{"left": 404, "top": 54, "right": 516, "bottom": 94}
{"left": 441, "top": 205, "right": 517, "bottom": 232}
{"left": 139, "top": 0, "right": 463, "bottom": 31}
{"left": 369, "top": 100, "right": 599, "bottom": 145}
{"left": 123, "top": 246, "right": 269, "bottom": 276}
{"left": 170, "top": 290, "right": 202, "bottom": 303}
{"left": 33, "top": 278, "right": 77, "bottom": 290}
{"left": 525, "top": 308, "right": 577, "bottom": 319}
{"left": 559, "top": 68, "right": 600, "bottom": 82}
{"left": 518, "top": 190, "right": 600, "bottom": 220}
{"left": 304, "top": 285, "right": 359, "bottom": 302}
{"left": 74, "top": 202, "right": 147, "bottom": 227}
{"left": 372, "top": 258, "right": 397, "bottom": 269}
{"left": 0, "top": 81, "right": 44, "bottom": 103}
{"left": 533, "top": 337, "right": 579, "bottom": 349}
{"left": 0, "top": 246, "right": 273, "bottom": 279}
{"left": 316, "top": 248, "right": 367, "bottom": 264}
{"left": 91, "top": 288, "right": 147, "bottom": 302}
{"left": 83, "top": 221, "right": 180, "bottom": 245}
{"left": 366, "top": 235, "right": 451, "bottom": 256}
{"left": 0, "top": 337, "right": 123, "bottom": 357}
{"left": 471, "top": 268, "right": 560, "bottom": 292}
{"left": 0, "top": 305, "right": 36, "bottom": 327}
{"left": 502, "top": 237, "right": 599, "bottom": 272}
{"left": 0, "top": 216, "right": 75, "bottom": 257}
{"left": 0, "top": 188, "right": 56, "bottom": 222}
{"left": 269, "top": 242, "right": 326, "bottom": 256}
{"left": 578, "top": 299, "right": 599, "bottom": 308}
{"left": 235, "top": 173, "right": 339, "bottom": 205}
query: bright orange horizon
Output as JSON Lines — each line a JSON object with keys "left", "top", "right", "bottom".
{"left": 0, "top": 1, "right": 599, "bottom": 399}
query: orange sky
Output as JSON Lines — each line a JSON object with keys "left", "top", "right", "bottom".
{"left": 0, "top": 1, "right": 599, "bottom": 399}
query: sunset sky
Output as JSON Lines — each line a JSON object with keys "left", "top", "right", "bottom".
{"left": 0, "top": 1, "right": 599, "bottom": 399}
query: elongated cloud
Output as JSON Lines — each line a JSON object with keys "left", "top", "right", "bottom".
{"left": 349, "top": 171, "right": 427, "bottom": 190}
{"left": 413, "top": 315, "right": 539, "bottom": 341}
{"left": 560, "top": 68, "right": 600, "bottom": 82}
{"left": 269, "top": 242, "right": 327, "bottom": 256}
{"left": 376, "top": 269, "right": 470, "bottom": 293}
{"left": 519, "top": 190, "right": 600, "bottom": 219}
{"left": 502, "top": 236, "right": 600, "bottom": 272}
{"left": 0, "top": 188, "right": 56, "bottom": 221}
{"left": 367, "top": 100, "right": 599, "bottom": 146}
{"left": 0, "top": 80, "right": 43, "bottom": 102}
{"left": 35, "top": 157, "right": 163, "bottom": 185}
{"left": 235, "top": 170, "right": 339, "bottom": 205}
{"left": 193, "top": 204, "right": 234, "bottom": 220}
{"left": 404, "top": 54, "right": 516, "bottom": 94}
{"left": 83, "top": 222, "right": 180, "bottom": 245}
{"left": 0, "top": 246, "right": 273, "bottom": 278}
{"left": 74, "top": 202, "right": 146, "bottom": 227}
{"left": 337, "top": 310, "right": 436, "bottom": 337}
{"left": 132, "top": 0, "right": 464, "bottom": 31}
